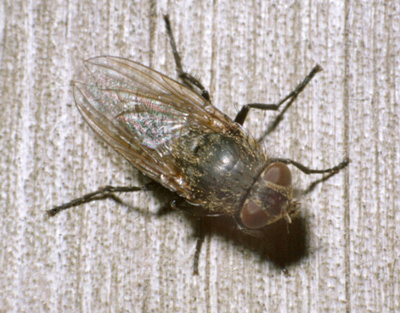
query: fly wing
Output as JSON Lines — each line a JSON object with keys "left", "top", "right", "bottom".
{"left": 73, "top": 56, "right": 239, "bottom": 199}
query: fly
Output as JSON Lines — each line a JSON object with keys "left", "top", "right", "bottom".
{"left": 48, "top": 15, "right": 349, "bottom": 274}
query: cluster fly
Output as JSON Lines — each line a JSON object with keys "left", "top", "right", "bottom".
{"left": 48, "top": 15, "right": 349, "bottom": 274}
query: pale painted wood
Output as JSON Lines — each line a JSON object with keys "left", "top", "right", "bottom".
{"left": 1, "top": 0, "right": 399, "bottom": 312}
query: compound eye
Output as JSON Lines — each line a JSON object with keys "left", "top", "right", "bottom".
{"left": 263, "top": 162, "right": 292, "bottom": 187}
{"left": 240, "top": 201, "right": 269, "bottom": 229}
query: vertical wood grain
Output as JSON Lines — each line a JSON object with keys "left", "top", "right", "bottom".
{"left": 0, "top": 0, "right": 399, "bottom": 312}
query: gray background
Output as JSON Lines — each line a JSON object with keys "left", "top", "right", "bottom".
{"left": 1, "top": 0, "right": 399, "bottom": 312}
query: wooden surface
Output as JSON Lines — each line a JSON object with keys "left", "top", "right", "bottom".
{"left": 1, "top": 0, "right": 399, "bottom": 312}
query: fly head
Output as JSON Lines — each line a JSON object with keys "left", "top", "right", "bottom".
{"left": 239, "top": 162, "right": 297, "bottom": 230}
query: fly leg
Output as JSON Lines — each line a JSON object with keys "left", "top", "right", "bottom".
{"left": 234, "top": 65, "right": 322, "bottom": 136}
{"left": 170, "top": 199, "right": 211, "bottom": 275}
{"left": 47, "top": 182, "right": 158, "bottom": 216}
{"left": 269, "top": 157, "right": 350, "bottom": 175}
{"left": 163, "top": 15, "right": 211, "bottom": 102}
{"left": 193, "top": 218, "right": 205, "bottom": 275}
{"left": 269, "top": 157, "right": 350, "bottom": 194}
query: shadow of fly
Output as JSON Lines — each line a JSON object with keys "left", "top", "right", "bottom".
{"left": 48, "top": 15, "right": 349, "bottom": 274}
